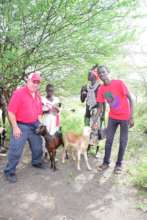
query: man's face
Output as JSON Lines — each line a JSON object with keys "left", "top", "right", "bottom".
{"left": 27, "top": 79, "right": 40, "bottom": 93}
{"left": 98, "top": 67, "right": 109, "bottom": 82}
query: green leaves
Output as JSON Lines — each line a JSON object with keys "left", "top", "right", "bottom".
{"left": 0, "top": 0, "right": 138, "bottom": 95}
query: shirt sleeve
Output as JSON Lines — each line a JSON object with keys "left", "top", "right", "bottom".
{"left": 7, "top": 90, "right": 20, "bottom": 114}
{"left": 120, "top": 80, "right": 129, "bottom": 96}
{"left": 54, "top": 97, "right": 60, "bottom": 104}
{"left": 96, "top": 86, "right": 105, "bottom": 103}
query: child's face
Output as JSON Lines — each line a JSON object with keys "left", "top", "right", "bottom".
{"left": 46, "top": 88, "right": 54, "bottom": 97}
{"left": 88, "top": 68, "right": 99, "bottom": 82}
{"left": 88, "top": 71, "right": 96, "bottom": 81}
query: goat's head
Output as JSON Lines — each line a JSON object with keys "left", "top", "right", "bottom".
{"left": 36, "top": 124, "right": 48, "bottom": 136}
{"left": 55, "top": 127, "right": 63, "bottom": 139}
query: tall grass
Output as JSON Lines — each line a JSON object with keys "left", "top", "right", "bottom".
{"left": 127, "top": 102, "right": 147, "bottom": 191}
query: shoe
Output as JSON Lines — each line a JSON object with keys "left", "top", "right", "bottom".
{"left": 5, "top": 173, "right": 17, "bottom": 183}
{"left": 32, "top": 163, "right": 47, "bottom": 169}
{"left": 97, "top": 163, "right": 109, "bottom": 171}
{"left": 114, "top": 165, "right": 122, "bottom": 174}
{"left": 95, "top": 152, "right": 99, "bottom": 159}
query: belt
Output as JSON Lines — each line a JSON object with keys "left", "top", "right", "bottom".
{"left": 17, "top": 121, "right": 38, "bottom": 126}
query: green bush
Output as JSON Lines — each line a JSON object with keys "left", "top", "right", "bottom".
{"left": 61, "top": 110, "right": 84, "bottom": 134}
{"left": 134, "top": 103, "right": 147, "bottom": 133}
{"left": 129, "top": 143, "right": 147, "bottom": 190}
{"left": 134, "top": 162, "right": 147, "bottom": 190}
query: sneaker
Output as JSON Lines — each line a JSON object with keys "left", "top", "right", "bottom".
{"left": 95, "top": 152, "right": 99, "bottom": 159}
{"left": 32, "top": 163, "right": 47, "bottom": 169}
{"left": 114, "top": 165, "right": 122, "bottom": 174}
{"left": 97, "top": 163, "right": 109, "bottom": 171}
{"left": 5, "top": 173, "right": 17, "bottom": 183}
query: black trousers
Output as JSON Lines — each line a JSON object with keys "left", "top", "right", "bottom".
{"left": 103, "top": 117, "right": 129, "bottom": 166}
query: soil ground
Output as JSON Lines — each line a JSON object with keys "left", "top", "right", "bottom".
{"left": 0, "top": 144, "right": 147, "bottom": 220}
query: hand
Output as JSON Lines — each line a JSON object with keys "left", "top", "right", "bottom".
{"left": 52, "top": 106, "right": 59, "bottom": 113}
{"left": 129, "top": 117, "right": 134, "bottom": 128}
{"left": 43, "top": 110, "right": 50, "bottom": 114}
{"left": 13, "top": 126, "right": 22, "bottom": 139}
{"left": 92, "top": 122, "right": 98, "bottom": 129}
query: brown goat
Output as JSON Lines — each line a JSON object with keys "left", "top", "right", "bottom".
{"left": 36, "top": 125, "right": 64, "bottom": 171}
{"left": 62, "top": 126, "right": 92, "bottom": 171}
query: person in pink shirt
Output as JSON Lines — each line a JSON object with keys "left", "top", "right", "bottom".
{"left": 42, "top": 84, "right": 61, "bottom": 135}
{"left": 4, "top": 72, "right": 45, "bottom": 183}
{"left": 95, "top": 65, "right": 134, "bottom": 173}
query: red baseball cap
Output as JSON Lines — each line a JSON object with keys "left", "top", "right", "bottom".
{"left": 28, "top": 72, "right": 42, "bottom": 82}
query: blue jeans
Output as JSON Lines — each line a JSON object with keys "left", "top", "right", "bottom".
{"left": 4, "top": 121, "right": 43, "bottom": 175}
{"left": 103, "top": 118, "right": 129, "bottom": 166}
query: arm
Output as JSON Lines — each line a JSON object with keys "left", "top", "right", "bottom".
{"left": 101, "top": 102, "right": 106, "bottom": 120}
{"left": 93, "top": 85, "right": 105, "bottom": 127}
{"left": 7, "top": 90, "right": 22, "bottom": 138}
{"left": 120, "top": 81, "right": 134, "bottom": 127}
{"left": 41, "top": 96, "right": 51, "bottom": 114}
{"left": 92, "top": 103, "right": 103, "bottom": 128}
{"left": 8, "top": 111, "right": 22, "bottom": 138}
{"left": 96, "top": 103, "right": 103, "bottom": 117}
{"left": 38, "top": 114, "right": 42, "bottom": 122}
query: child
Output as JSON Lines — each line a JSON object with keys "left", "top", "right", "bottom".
{"left": 42, "top": 84, "right": 61, "bottom": 135}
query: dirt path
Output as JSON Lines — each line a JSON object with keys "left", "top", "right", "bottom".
{"left": 0, "top": 146, "right": 146, "bottom": 220}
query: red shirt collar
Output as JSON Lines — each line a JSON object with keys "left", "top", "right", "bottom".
{"left": 24, "top": 85, "right": 39, "bottom": 97}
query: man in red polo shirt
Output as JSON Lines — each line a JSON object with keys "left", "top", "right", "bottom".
{"left": 95, "top": 65, "right": 134, "bottom": 174}
{"left": 4, "top": 72, "right": 44, "bottom": 183}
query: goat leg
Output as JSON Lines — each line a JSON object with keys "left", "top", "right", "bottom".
{"left": 62, "top": 148, "right": 66, "bottom": 163}
{"left": 52, "top": 150, "right": 57, "bottom": 171}
{"left": 77, "top": 151, "right": 81, "bottom": 170}
{"left": 83, "top": 151, "right": 92, "bottom": 170}
{"left": 49, "top": 151, "right": 54, "bottom": 169}
{"left": 65, "top": 150, "right": 69, "bottom": 160}
{"left": 87, "top": 144, "right": 91, "bottom": 153}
